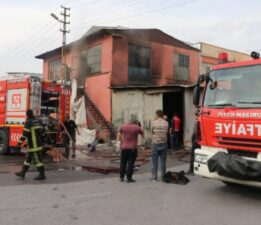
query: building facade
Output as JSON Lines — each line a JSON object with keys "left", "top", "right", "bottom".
{"left": 36, "top": 26, "right": 200, "bottom": 145}
{"left": 193, "top": 42, "right": 251, "bottom": 74}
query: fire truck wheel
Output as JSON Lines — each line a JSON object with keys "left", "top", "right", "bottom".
{"left": 0, "top": 130, "right": 9, "bottom": 155}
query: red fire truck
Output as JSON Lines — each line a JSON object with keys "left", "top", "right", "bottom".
{"left": 193, "top": 52, "right": 261, "bottom": 187}
{"left": 0, "top": 74, "right": 71, "bottom": 155}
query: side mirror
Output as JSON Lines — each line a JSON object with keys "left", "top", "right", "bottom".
{"left": 198, "top": 74, "right": 206, "bottom": 84}
{"left": 193, "top": 85, "right": 200, "bottom": 106}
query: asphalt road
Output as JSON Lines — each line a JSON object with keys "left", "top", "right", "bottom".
{"left": 0, "top": 162, "right": 260, "bottom": 225}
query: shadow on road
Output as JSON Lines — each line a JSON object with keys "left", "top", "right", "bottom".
{"left": 215, "top": 183, "right": 261, "bottom": 201}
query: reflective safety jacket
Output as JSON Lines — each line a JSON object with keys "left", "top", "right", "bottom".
{"left": 18, "top": 117, "right": 43, "bottom": 152}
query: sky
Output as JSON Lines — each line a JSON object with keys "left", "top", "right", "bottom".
{"left": 0, "top": 0, "right": 261, "bottom": 75}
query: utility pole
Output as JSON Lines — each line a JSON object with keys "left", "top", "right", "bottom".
{"left": 51, "top": 5, "right": 70, "bottom": 81}
{"left": 60, "top": 5, "right": 70, "bottom": 81}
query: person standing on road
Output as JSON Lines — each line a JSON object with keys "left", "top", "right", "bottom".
{"left": 15, "top": 109, "right": 46, "bottom": 180}
{"left": 117, "top": 114, "right": 144, "bottom": 183}
{"left": 170, "top": 112, "right": 181, "bottom": 150}
{"left": 151, "top": 110, "right": 169, "bottom": 181}
{"left": 62, "top": 117, "right": 80, "bottom": 159}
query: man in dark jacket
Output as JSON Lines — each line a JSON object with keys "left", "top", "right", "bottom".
{"left": 15, "top": 109, "right": 46, "bottom": 180}
{"left": 62, "top": 118, "right": 80, "bottom": 158}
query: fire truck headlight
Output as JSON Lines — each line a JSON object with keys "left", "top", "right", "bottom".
{"left": 195, "top": 154, "right": 208, "bottom": 164}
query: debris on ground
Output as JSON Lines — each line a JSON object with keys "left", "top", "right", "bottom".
{"left": 44, "top": 142, "right": 191, "bottom": 175}
{"left": 74, "top": 144, "right": 152, "bottom": 174}
{"left": 47, "top": 148, "right": 64, "bottom": 162}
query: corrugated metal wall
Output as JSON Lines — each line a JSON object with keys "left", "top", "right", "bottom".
{"left": 112, "top": 88, "right": 195, "bottom": 147}
{"left": 112, "top": 90, "right": 162, "bottom": 146}
{"left": 112, "top": 90, "right": 144, "bottom": 128}
{"left": 143, "top": 92, "right": 162, "bottom": 145}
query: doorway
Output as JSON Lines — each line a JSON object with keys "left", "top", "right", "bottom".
{"left": 163, "top": 91, "right": 184, "bottom": 147}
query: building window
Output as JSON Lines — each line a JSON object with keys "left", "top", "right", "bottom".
{"left": 128, "top": 44, "right": 151, "bottom": 83}
{"left": 174, "top": 54, "right": 190, "bottom": 80}
{"left": 48, "top": 59, "right": 61, "bottom": 80}
{"left": 80, "top": 45, "right": 102, "bottom": 76}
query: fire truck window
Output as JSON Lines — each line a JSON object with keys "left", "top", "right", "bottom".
{"left": 214, "top": 89, "right": 231, "bottom": 104}
{"left": 205, "top": 64, "right": 261, "bottom": 107}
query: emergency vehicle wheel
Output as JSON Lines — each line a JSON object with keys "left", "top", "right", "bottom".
{"left": 0, "top": 130, "right": 9, "bottom": 155}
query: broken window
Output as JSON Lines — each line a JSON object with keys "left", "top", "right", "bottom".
{"left": 48, "top": 59, "right": 61, "bottom": 81}
{"left": 81, "top": 45, "right": 102, "bottom": 76}
{"left": 128, "top": 44, "right": 151, "bottom": 83}
{"left": 174, "top": 54, "right": 190, "bottom": 80}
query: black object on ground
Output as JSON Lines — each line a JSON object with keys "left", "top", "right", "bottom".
{"left": 162, "top": 170, "right": 190, "bottom": 184}
{"left": 208, "top": 152, "right": 261, "bottom": 181}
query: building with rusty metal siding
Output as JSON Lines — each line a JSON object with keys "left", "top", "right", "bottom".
{"left": 36, "top": 26, "right": 200, "bottom": 145}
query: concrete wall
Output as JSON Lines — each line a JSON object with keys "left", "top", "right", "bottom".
{"left": 199, "top": 42, "right": 251, "bottom": 74}
{"left": 200, "top": 42, "right": 250, "bottom": 62}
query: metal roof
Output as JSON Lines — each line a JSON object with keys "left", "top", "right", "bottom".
{"left": 111, "top": 81, "right": 195, "bottom": 90}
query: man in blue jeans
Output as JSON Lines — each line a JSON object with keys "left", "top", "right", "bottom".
{"left": 151, "top": 110, "right": 169, "bottom": 181}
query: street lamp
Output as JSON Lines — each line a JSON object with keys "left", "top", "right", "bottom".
{"left": 50, "top": 13, "right": 59, "bottom": 21}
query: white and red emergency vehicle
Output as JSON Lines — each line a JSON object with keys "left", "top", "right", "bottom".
{"left": 0, "top": 74, "right": 71, "bottom": 154}
{"left": 193, "top": 52, "right": 261, "bottom": 187}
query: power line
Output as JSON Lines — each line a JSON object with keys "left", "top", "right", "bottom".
{"left": 0, "top": 5, "right": 62, "bottom": 60}
{"left": 0, "top": 24, "right": 58, "bottom": 61}
{"left": 71, "top": 0, "right": 199, "bottom": 32}
{"left": 0, "top": 0, "right": 116, "bottom": 60}
{"left": 0, "top": 19, "right": 53, "bottom": 58}
{"left": 0, "top": 0, "right": 160, "bottom": 61}
{"left": 72, "top": 0, "right": 141, "bottom": 16}
{"left": 63, "top": 0, "right": 100, "bottom": 8}
{"left": 70, "top": 0, "right": 173, "bottom": 39}
{"left": 1, "top": 0, "right": 199, "bottom": 74}
{"left": 1, "top": 5, "right": 71, "bottom": 77}
{"left": 69, "top": 0, "right": 111, "bottom": 13}
{"left": 1, "top": 0, "right": 153, "bottom": 61}
{"left": 0, "top": 0, "right": 85, "bottom": 59}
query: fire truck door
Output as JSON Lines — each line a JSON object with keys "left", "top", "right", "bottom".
{"left": 29, "top": 78, "right": 41, "bottom": 116}
{"left": 6, "top": 88, "right": 28, "bottom": 124}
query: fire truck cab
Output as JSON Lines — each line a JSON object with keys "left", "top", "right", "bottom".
{"left": 193, "top": 52, "right": 261, "bottom": 187}
{"left": 0, "top": 75, "right": 71, "bottom": 155}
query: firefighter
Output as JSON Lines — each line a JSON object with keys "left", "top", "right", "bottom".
{"left": 15, "top": 109, "right": 46, "bottom": 180}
